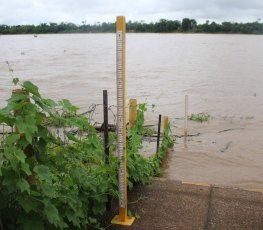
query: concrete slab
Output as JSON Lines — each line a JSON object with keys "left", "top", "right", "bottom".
{"left": 102, "top": 180, "right": 263, "bottom": 230}
{"left": 207, "top": 186, "right": 263, "bottom": 230}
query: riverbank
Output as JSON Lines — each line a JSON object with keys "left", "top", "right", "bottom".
{"left": 1, "top": 19, "right": 263, "bottom": 35}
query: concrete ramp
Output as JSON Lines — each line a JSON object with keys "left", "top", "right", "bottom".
{"left": 105, "top": 179, "right": 263, "bottom": 229}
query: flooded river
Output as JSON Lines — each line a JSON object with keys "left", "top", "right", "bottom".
{"left": 0, "top": 34, "right": 263, "bottom": 190}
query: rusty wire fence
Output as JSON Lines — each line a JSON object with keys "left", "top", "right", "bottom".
{"left": 0, "top": 103, "right": 118, "bottom": 145}
{"left": 0, "top": 102, "right": 159, "bottom": 152}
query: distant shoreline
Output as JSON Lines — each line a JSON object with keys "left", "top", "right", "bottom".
{"left": 1, "top": 32, "right": 263, "bottom": 36}
{"left": 1, "top": 18, "right": 263, "bottom": 35}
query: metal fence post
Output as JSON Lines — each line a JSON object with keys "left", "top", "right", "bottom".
{"left": 156, "top": 114, "right": 162, "bottom": 153}
{"left": 103, "top": 90, "right": 111, "bottom": 211}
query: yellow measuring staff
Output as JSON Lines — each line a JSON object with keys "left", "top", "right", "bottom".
{"left": 111, "top": 16, "right": 135, "bottom": 226}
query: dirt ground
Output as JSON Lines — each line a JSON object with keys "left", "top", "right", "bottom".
{"left": 101, "top": 179, "right": 263, "bottom": 230}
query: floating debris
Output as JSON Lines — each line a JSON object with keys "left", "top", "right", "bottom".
{"left": 220, "top": 141, "right": 232, "bottom": 152}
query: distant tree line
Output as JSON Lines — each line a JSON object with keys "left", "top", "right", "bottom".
{"left": 1, "top": 18, "right": 263, "bottom": 34}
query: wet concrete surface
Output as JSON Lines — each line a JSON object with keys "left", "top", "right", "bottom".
{"left": 103, "top": 179, "right": 263, "bottom": 230}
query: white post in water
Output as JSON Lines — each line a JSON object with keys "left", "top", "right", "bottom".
{"left": 184, "top": 95, "right": 188, "bottom": 138}
{"left": 111, "top": 16, "right": 135, "bottom": 226}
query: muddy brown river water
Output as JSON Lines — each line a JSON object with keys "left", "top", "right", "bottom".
{"left": 0, "top": 33, "right": 263, "bottom": 190}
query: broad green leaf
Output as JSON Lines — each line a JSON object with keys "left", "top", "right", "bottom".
{"left": 32, "top": 95, "right": 52, "bottom": 114}
{"left": 17, "top": 137, "right": 30, "bottom": 150}
{"left": 40, "top": 184, "right": 57, "bottom": 198}
{"left": 23, "top": 81, "right": 40, "bottom": 97}
{"left": 3, "top": 146, "right": 23, "bottom": 170}
{"left": 68, "top": 116, "right": 91, "bottom": 129}
{"left": 65, "top": 132, "right": 80, "bottom": 143}
{"left": 21, "top": 162, "right": 32, "bottom": 176}
{"left": 34, "top": 111, "right": 45, "bottom": 125}
{"left": 7, "top": 155, "right": 19, "bottom": 170}
{"left": 65, "top": 209, "right": 81, "bottom": 227}
{"left": 6, "top": 94, "right": 29, "bottom": 113}
{"left": 12, "top": 77, "right": 19, "bottom": 85}
{"left": 38, "top": 125, "right": 48, "bottom": 138}
{"left": 16, "top": 115, "right": 37, "bottom": 144}
{"left": 33, "top": 165, "right": 52, "bottom": 182}
{"left": 60, "top": 99, "right": 78, "bottom": 113}
{"left": 0, "top": 106, "right": 12, "bottom": 116}
{"left": 88, "top": 217, "right": 98, "bottom": 224}
{"left": 15, "top": 148, "right": 27, "bottom": 163}
{"left": 92, "top": 200, "right": 105, "bottom": 215}
{"left": 18, "top": 197, "right": 40, "bottom": 213}
{"left": 42, "top": 98, "right": 57, "bottom": 110}
{"left": 16, "top": 178, "right": 30, "bottom": 194}
{"left": 44, "top": 201, "right": 60, "bottom": 226}
{"left": 7, "top": 94, "right": 28, "bottom": 104}
{"left": 5, "top": 133, "right": 20, "bottom": 146}
{"left": 0, "top": 108, "right": 15, "bottom": 125}
{"left": 2, "top": 169, "right": 18, "bottom": 192}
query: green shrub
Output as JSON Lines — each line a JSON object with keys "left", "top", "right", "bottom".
{"left": 0, "top": 79, "right": 173, "bottom": 229}
{"left": 189, "top": 113, "right": 210, "bottom": 122}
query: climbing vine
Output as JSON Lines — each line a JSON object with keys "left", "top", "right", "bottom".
{"left": 0, "top": 79, "right": 174, "bottom": 229}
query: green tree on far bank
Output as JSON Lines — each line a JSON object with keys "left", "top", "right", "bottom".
{"left": 1, "top": 19, "right": 263, "bottom": 34}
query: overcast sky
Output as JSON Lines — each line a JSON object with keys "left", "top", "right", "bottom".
{"left": 1, "top": 0, "right": 263, "bottom": 25}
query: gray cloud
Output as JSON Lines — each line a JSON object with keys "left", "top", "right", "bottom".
{"left": 0, "top": 0, "right": 262, "bottom": 25}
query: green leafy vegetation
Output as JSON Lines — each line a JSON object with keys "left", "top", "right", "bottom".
{"left": 245, "top": 116, "right": 254, "bottom": 120}
{"left": 240, "top": 116, "right": 254, "bottom": 120}
{"left": 0, "top": 79, "right": 174, "bottom": 229}
{"left": 1, "top": 18, "right": 263, "bottom": 34}
{"left": 143, "top": 127, "right": 156, "bottom": 136}
{"left": 189, "top": 113, "right": 210, "bottom": 122}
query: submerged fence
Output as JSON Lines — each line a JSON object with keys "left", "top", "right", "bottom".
{"left": 0, "top": 100, "right": 163, "bottom": 148}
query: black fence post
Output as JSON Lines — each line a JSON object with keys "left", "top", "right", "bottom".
{"left": 103, "top": 90, "right": 109, "bottom": 164}
{"left": 156, "top": 114, "right": 162, "bottom": 153}
{"left": 103, "top": 90, "right": 111, "bottom": 211}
